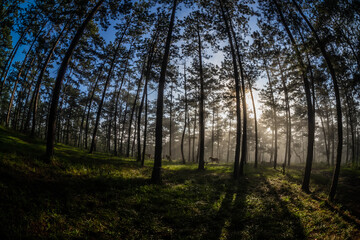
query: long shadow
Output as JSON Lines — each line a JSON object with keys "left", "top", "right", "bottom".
{"left": 226, "top": 174, "right": 306, "bottom": 240}
{"left": 201, "top": 183, "right": 239, "bottom": 240}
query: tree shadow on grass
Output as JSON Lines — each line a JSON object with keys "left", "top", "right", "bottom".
{"left": 226, "top": 175, "right": 306, "bottom": 240}
{"left": 0, "top": 161, "right": 150, "bottom": 239}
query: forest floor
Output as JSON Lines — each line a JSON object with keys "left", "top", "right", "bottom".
{"left": 0, "top": 126, "right": 360, "bottom": 240}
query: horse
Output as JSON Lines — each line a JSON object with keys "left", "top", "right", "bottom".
{"left": 208, "top": 157, "right": 219, "bottom": 164}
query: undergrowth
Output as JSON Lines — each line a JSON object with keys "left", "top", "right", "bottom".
{"left": 0, "top": 127, "right": 359, "bottom": 239}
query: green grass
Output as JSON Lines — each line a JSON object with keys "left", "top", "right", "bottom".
{"left": 0, "top": 126, "right": 359, "bottom": 239}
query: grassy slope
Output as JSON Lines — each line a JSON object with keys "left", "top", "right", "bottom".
{"left": 0, "top": 126, "right": 359, "bottom": 239}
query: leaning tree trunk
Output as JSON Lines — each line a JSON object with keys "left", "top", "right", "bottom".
{"left": 31, "top": 23, "right": 68, "bottom": 137}
{"left": 151, "top": 0, "right": 177, "bottom": 183}
{"left": 5, "top": 28, "right": 43, "bottom": 126}
{"left": 12, "top": 55, "right": 36, "bottom": 130}
{"left": 137, "top": 30, "right": 158, "bottom": 162}
{"left": 249, "top": 83, "right": 258, "bottom": 168}
{"left": 89, "top": 38, "right": 122, "bottom": 154}
{"left": 84, "top": 67, "right": 102, "bottom": 149}
{"left": 46, "top": 0, "right": 105, "bottom": 161}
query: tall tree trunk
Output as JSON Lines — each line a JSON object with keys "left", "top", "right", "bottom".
{"left": 227, "top": 115, "right": 232, "bottom": 163}
{"left": 219, "top": 0, "right": 242, "bottom": 178}
{"left": 273, "top": 0, "right": 315, "bottom": 193}
{"left": 169, "top": 83, "right": 173, "bottom": 160}
{"left": 131, "top": 107, "right": 138, "bottom": 157}
{"left": 211, "top": 106, "right": 215, "bottom": 157}
{"left": 277, "top": 56, "right": 291, "bottom": 167}
{"left": 31, "top": 23, "right": 68, "bottom": 137}
{"left": 151, "top": 0, "right": 177, "bottom": 184}
{"left": 181, "top": 64, "right": 188, "bottom": 164}
{"left": 196, "top": 26, "right": 205, "bottom": 170}
{"left": 85, "top": 66, "right": 103, "bottom": 149}
{"left": 229, "top": 17, "right": 247, "bottom": 175}
{"left": 263, "top": 59, "right": 277, "bottom": 169}
{"left": 46, "top": 0, "right": 105, "bottom": 161}
{"left": 192, "top": 109, "right": 197, "bottom": 162}
{"left": 141, "top": 82, "right": 148, "bottom": 167}
{"left": 114, "top": 61, "right": 129, "bottom": 155}
{"left": 89, "top": 37, "right": 122, "bottom": 154}
{"left": 292, "top": 0, "right": 343, "bottom": 201}
{"left": 249, "top": 83, "right": 258, "bottom": 168}
{"left": 120, "top": 97, "right": 129, "bottom": 156}
{"left": 126, "top": 73, "right": 143, "bottom": 157}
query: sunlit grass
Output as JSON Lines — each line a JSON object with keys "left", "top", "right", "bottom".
{"left": 0, "top": 127, "right": 359, "bottom": 239}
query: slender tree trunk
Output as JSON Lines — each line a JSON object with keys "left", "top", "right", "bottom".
{"left": 181, "top": 64, "right": 188, "bottom": 164}
{"left": 192, "top": 109, "right": 197, "bottom": 163}
{"left": 13, "top": 55, "right": 36, "bottom": 130}
{"left": 211, "top": 106, "right": 215, "bottom": 157}
{"left": 292, "top": 0, "right": 343, "bottom": 201}
{"left": 85, "top": 67, "right": 103, "bottom": 149}
{"left": 31, "top": 23, "right": 68, "bottom": 137}
{"left": 229, "top": 18, "right": 247, "bottom": 175}
{"left": 151, "top": 0, "right": 177, "bottom": 183}
{"left": 277, "top": 56, "right": 291, "bottom": 167}
{"left": 249, "top": 83, "right": 258, "bottom": 168}
{"left": 89, "top": 42, "right": 122, "bottom": 154}
{"left": 114, "top": 62, "right": 129, "bottom": 155}
{"left": 46, "top": 0, "right": 105, "bottom": 161}
{"left": 141, "top": 83, "right": 148, "bottom": 167}
{"left": 196, "top": 26, "right": 205, "bottom": 170}
{"left": 169, "top": 84, "right": 173, "bottom": 160}
{"left": 263, "top": 59, "right": 277, "bottom": 169}
{"left": 131, "top": 107, "right": 138, "bottom": 157}
{"left": 219, "top": 0, "right": 242, "bottom": 178}
{"left": 227, "top": 115, "right": 232, "bottom": 163}
{"left": 126, "top": 73, "right": 143, "bottom": 157}
{"left": 188, "top": 111, "right": 191, "bottom": 163}
{"left": 120, "top": 98, "right": 129, "bottom": 156}
{"left": 273, "top": 0, "right": 315, "bottom": 193}
{"left": 6, "top": 29, "right": 42, "bottom": 126}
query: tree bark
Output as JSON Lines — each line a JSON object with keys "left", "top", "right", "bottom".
{"left": 273, "top": 0, "right": 315, "bottom": 193}
{"left": 292, "top": 0, "right": 343, "bottom": 200}
{"left": 181, "top": 64, "right": 188, "bottom": 164}
{"left": 30, "top": 23, "right": 68, "bottom": 137}
{"left": 46, "top": 0, "right": 105, "bottom": 161}
{"left": 89, "top": 37, "right": 122, "bottom": 154}
{"left": 196, "top": 26, "right": 205, "bottom": 170}
{"left": 219, "top": 0, "right": 242, "bottom": 179}
{"left": 151, "top": 0, "right": 177, "bottom": 183}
